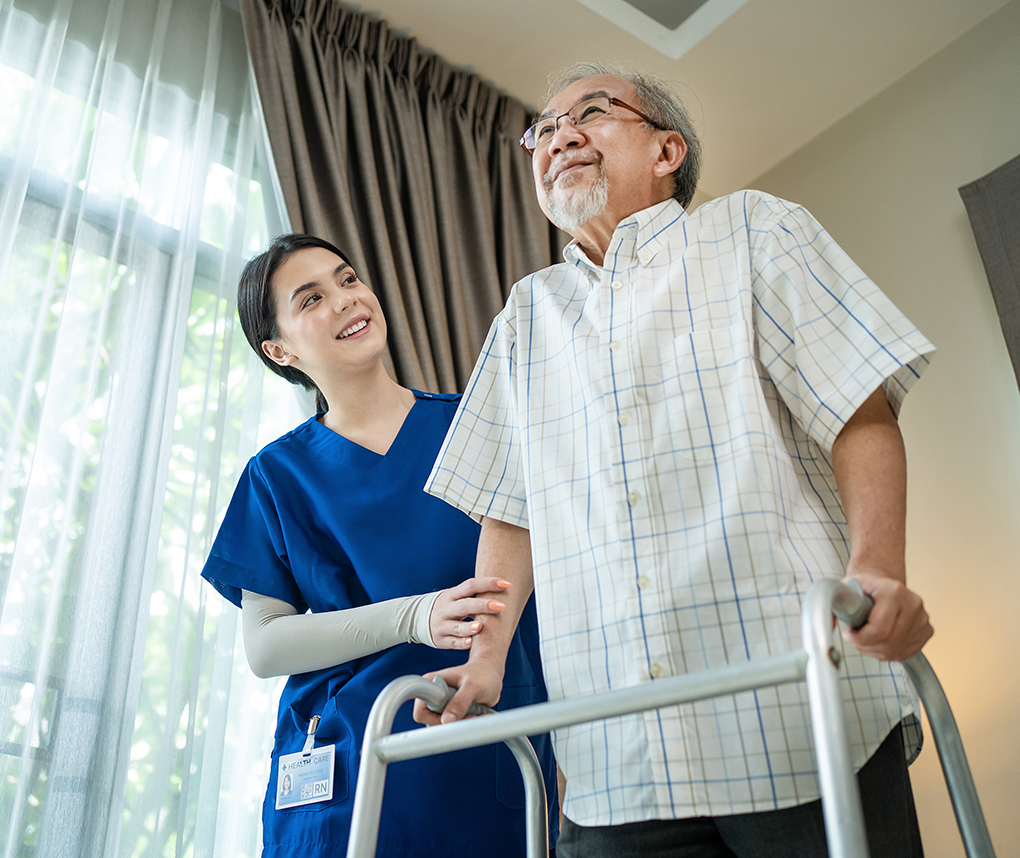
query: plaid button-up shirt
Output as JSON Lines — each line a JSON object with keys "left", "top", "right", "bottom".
{"left": 426, "top": 192, "right": 933, "bottom": 825}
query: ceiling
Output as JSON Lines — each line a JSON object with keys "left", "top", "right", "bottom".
{"left": 346, "top": 0, "right": 1011, "bottom": 198}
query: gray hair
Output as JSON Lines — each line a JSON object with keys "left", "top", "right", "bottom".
{"left": 544, "top": 62, "right": 703, "bottom": 210}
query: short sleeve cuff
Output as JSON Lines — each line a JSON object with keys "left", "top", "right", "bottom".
{"left": 806, "top": 337, "right": 935, "bottom": 451}
{"left": 425, "top": 464, "right": 530, "bottom": 528}
{"left": 201, "top": 553, "right": 307, "bottom": 612}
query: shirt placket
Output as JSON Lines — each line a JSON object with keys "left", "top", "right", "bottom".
{"left": 602, "top": 224, "right": 685, "bottom": 813}
{"left": 601, "top": 236, "right": 673, "bottom": 692}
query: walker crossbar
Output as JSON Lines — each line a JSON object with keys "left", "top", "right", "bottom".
{"left": 373, "top": 650, "right": 807, "bottom": 764}
{"left": 345, "top": 580, "right": 995, "bottom": 858}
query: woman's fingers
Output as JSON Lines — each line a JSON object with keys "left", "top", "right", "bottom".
{"left": 448, "top": 596, "right": 506, "bottom": 616}
{"left": 446, "top": 577, "right": 511, "bottom": 597}
{"left": 428, "top": 578, "right": 512, "bottom": 648}
{"left": 434, "top": 580, "right": 511, "bottom": 623}
{"left": 431, "top": 607, "right": 502, "bottom": 645}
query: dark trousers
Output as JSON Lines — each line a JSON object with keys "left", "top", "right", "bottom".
{"left": 558, "top": 726, "right": 923, "bottom": 858}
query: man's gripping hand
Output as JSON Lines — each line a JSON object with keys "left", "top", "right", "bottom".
{"left": 842, "top": 570, "right": 933, "bottom": 662}
{"left": 412, "top": 655, "right": 505, "bottom": 725}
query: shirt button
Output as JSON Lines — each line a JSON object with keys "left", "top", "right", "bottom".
{"left": 618, "top": 412, "right": 630, "bottom": 425}
{"left": 609, "top": 340, "right": 621, "bottom": 352}
{"left": 637, "top": 575, "right": 650, "bottom": 589}
{"left": 650, "top": 663, "right": 663, "bottom": 678}
{"left": 627, "top": 491, "right": 640, "bottom": 505}
{"left": 611, "top": 280, "right": 623, "bottom": 291}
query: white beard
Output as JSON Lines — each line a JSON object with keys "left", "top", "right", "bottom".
{"left": 543, "top": 161, "right": 609, "bottom": 231}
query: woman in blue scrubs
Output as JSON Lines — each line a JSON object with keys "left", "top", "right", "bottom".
{"left": 201, "top": 234, "right": 558, "bottom": 857}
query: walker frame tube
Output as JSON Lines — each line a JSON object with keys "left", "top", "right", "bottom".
{"left": 802, "top": 580, "right": 869, "bottom": 858}
{"left": 346, "top": 676, "right": 548, "bottom": 858}
{"left": 902, "top": 655, "right": 995, "bottom": 858}
{"left": 370, "top": 650, "right": 807, "bottom": 764}
{"left": 345, "top": 581, "right": 995, "bottom": 858}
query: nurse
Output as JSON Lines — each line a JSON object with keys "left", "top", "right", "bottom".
{"left": 201, "top": 234, "right": 558, "bottom": 857}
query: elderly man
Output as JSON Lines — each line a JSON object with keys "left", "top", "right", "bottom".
{"left": 417, "top": 62, "right": 933, "bottom": 858}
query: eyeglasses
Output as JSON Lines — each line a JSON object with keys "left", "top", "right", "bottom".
{"left": 520, "top": 95, "right": 658, "bottom": 155}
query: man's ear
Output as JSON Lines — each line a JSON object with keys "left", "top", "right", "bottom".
{"left": 653, "top": 131, "right": 687, "bottom": 179}
{"left": 262, "top": 339, "right": 296, "bottom": 367}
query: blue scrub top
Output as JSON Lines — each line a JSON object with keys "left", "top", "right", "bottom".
{"left": 202, "top": 392, "right": 558, "bottom": 857}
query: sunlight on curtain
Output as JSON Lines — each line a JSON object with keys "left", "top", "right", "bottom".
{"left": 0, "top": 0, "right": 300, "bottom": 855}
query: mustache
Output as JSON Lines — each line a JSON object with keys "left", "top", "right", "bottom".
{"left": 543, "top": 152, "right": 603, "bottom": 190}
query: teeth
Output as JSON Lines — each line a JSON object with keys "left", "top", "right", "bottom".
{"left": 339, "top": 320, "right": 367, "bottom": 339}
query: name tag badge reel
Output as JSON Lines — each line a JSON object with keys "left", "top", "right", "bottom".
{"left": 276, "top": 714, "right": 335, "bottom": 809}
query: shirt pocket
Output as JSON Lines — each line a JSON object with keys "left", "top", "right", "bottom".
{"left": 653, "top": 321, "right": 766, "bottom": 462}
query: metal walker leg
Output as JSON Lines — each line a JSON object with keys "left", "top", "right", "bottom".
{"left": 345, "top": 581, "right": 995, "bottom": 858}
{"left": 345, "top": 675, "right": 547, "bottom": 858}
{"left": 802, "top": 579, "right": 870, "bottom": 858}
{"left": 902, "top": 654, "right": 996, "bottom": 858}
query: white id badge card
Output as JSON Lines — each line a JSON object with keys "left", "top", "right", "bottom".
{"left": 275, "top": 744, "right": 335, "bottom": 810}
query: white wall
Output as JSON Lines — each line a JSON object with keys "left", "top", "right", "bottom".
{"left": 750, "top": 3, "right": 1020, "bottom": 855}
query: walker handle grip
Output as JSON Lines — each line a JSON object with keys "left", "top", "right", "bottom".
{"left": 832, "top": 578, "right": 874, "bottom": 630}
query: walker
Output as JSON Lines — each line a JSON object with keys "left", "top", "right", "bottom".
{"left": 345, "top": 579, "right": 995, "bottom": 858}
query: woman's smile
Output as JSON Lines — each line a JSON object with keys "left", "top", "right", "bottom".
{"left": 338, "top": 318, "right": 369, "bottom": 339}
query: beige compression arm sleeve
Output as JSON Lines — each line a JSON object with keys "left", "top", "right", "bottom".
{"left": 240, "top": 589, "right": 442, "bottom": 678}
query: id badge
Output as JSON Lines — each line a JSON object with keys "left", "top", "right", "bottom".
{"left": 275, "top": 744, "right": 335, "bottom": 809}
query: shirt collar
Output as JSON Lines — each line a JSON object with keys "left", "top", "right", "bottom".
{"left": 562, "top": 198, "right": 688, "bottom": 277}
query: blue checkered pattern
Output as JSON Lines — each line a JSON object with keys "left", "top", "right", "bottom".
{"left": 426, "top": 192, "right": 933, "bottom": 826}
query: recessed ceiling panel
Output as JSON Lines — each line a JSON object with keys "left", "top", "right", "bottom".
{"left": 625, "top": 0, "right": 710, "bottom": 30}
{"left": 574, "top": 0, "right": 748, "bottom": 59}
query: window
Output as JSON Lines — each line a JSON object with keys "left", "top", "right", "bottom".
{"left": 0, "top": 2, "right": 300, "bottom": 854}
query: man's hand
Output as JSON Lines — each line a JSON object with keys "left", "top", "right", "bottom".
{"left": 842, "top": 570, "right": 933, "bottom": 661}
{"left": 428, "top": 577, "right": 511, "bottom": 649}
{"left": 412, "top": 656, "right": 505, "bottom": 725}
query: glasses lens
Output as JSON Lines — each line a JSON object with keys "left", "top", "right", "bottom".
{"left": 570, "top": 96, "right": 611, "bottom": 128}
{"left": 524, "top": 95, "right": 614, "bottom": 153}
{"left": 531, "top": 117, "right": 559, "bottom": 148}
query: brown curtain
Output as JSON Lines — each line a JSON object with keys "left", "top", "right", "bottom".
{"left": 240, "top": 0, "right": 563, "bottom": 391}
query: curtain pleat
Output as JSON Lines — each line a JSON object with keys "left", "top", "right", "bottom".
{"left": 240, "top": 0, "right": 562, "bottom": 391}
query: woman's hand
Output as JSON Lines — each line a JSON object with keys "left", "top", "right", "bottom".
{"left": 428, "top": 577, "right": 511, "bottom": 649}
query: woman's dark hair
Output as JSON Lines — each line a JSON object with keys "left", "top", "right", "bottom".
{"left": 237, "top": 233, "right": 350, "bottom": 414}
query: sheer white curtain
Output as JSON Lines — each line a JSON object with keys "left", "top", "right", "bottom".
{"left": 0, "top": 0, "right": 301, "bottom": 855}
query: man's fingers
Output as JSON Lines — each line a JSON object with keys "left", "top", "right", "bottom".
{"left": 438, "top": 686, "right": 474, "bottom": 724}
{"left": 844, "top": 601, "right": 933, "bottom": 661}
{"left": 859, "top": 600, "right": 897, "bottom": 641}
{"left": 411, "top": 661, "right": 503, "bottom": 726}
{"left": 841, "top": 573, "right": 932, "bottom": 660}
{"left": 412, "top": 696, "right": 443, "bottom": 726}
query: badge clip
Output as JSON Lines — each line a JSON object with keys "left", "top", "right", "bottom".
{"left": 302, "top": 714, "right": 320, "bottom": 756}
